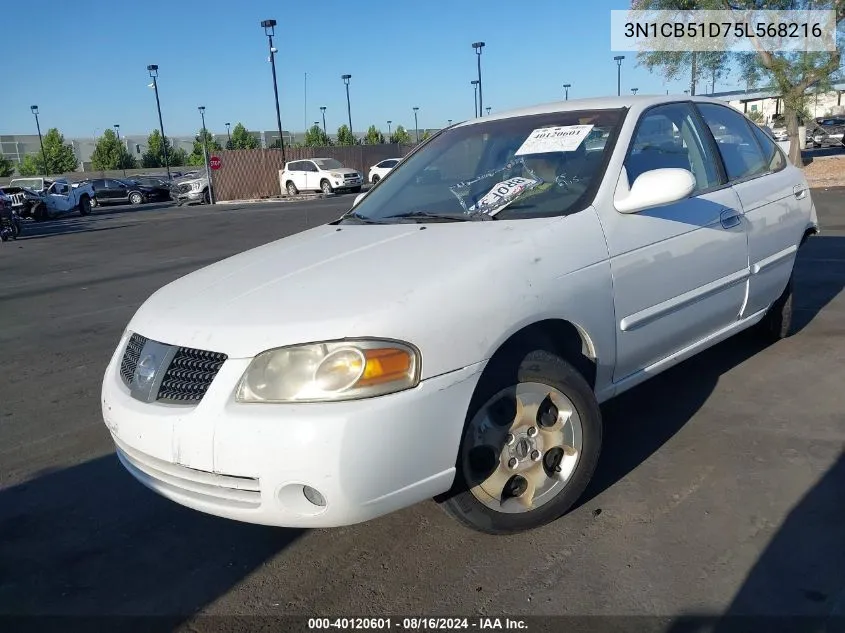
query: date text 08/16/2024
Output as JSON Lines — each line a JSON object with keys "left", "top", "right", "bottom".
{"left": 307, "top": 617, "right": 528, "bottom": 630}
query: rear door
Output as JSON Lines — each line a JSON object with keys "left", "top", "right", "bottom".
{"left": 695, "top": 102, "right": 807, "bottom": 319}
{"left": 304, "top": 161, "right": 322, "bottom": 190}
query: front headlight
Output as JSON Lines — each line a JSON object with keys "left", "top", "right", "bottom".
{"left": 330, "top": 172, "right": 342, "bottom": 179}
{"left": 235, "top": 339, "right": 420, "bottom": 403}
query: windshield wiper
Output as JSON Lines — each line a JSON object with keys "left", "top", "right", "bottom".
{"left": 339, "top": 212, "right": 391, "bottom": 224}
{"left": 388, "top": 210, "right": 494, "bottom": 223}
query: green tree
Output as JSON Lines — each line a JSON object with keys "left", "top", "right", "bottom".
{"left": 187, "top": 128, "right": 223, "bottom": 166}
{"left": 305, "top": 124, "right": 331, "bottom": 147}
{"left": 18, "top": 155, "right": 42, "bottom": 177}
{"left": 91, "top": 129, "right": 137, "bottom": 170}
{"left": 389, "top": 125, "right": 412, "bottom": 145}
{"left": 364, "top": 125, "right": 385, "bottom": 145}
{"left": 142, "top": 129, "right": 186, "bottom": 168}
{"left": 17, "top": 128, "right": 78, "bottom": 175}
{"left": 421, "top": 130, "right": 432, "bottom": 141}
{"left": 0, "top": 155, "right": 15, "bottom": 177}
{"left": 230, "top": 123, "right": 260, "bottom": 149}
{"left": 336, "top": 124, "right": 355, "bottom": 146}
{"left": 747, "top": 109, "right": 765, "bottom": 124}
{"left": 722, "top": 0, "right": 845, "bottom": 165}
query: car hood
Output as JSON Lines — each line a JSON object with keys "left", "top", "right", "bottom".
{"left": 126, "top": 217, "right": 565, "bottom": 364}
{"left": 325, "top": 167, "right": 360, "bottom": 175}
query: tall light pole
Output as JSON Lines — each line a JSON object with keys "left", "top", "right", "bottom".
{"left": 225, "top": 122, "right": 231, "bottom": 149}
{"left": 342, "top": 74, "right": 353, "bottom": 141}
{"left": 30, "top": 105, "right": 48, "bottom": 175}
{"left": 472, "top": 42, "right": 485, "bottom": 115}
{"left": 261, "top": 19, "right": 285, "bottom": 163}
{"left": 413, "top": 107, "right": 420, "bottom": 143}
{"left": 631, "top": 87, "right": 639, "bottom": 95}
{"left": 448, "top": 119, "right": 452, "bottom": 126}
{"left": 320, "top": 106, "right": 327, "bottom": 137}
{"left": 387, "top": 120, "right": 392, "bottom": 140}
{"left": 471, "top": 80, "right": 479, "bottom": 117}
{"left": 198, "top": 106, "right": 215, "bottom": 204}
{"left": 114, "top": 124, "right": 126, "bottom": 177}
{"left": 614, "top": 55, "right": 625, "bottom": 97}
{"left": 147, "top": 65, "right": 171, "bottom": 180}
{"left": 486, "top": 106, "right": 491, "bottom": 115}
{"left": 563, "top": 83, "right": 571, "bottom": 100}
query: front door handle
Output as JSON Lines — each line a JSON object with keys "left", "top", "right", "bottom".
{"left": 793, "top": 185, "right": 807, "bottom": 199}
{"left": 720, "top": 209, "right": 742, "bottom": 229}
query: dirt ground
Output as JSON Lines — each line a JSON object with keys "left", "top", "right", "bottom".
{"left": 803, "top": 155, "right": 845, "bottom": 188}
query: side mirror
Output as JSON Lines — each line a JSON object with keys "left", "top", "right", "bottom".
{"left": 352, "top": 192, "right": 366, "bottom": 207}
{"left": 615, "top": 168, "right": 696, "bottom": 214}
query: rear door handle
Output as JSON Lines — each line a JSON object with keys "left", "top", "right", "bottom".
{"left": 793, "top": 185, "right": 807, "bottom": 199}
{"left": 720, "top": 209, "right": 742, "bottom": 229}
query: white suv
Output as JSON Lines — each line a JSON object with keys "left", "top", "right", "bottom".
{"left": 281, "top": 158, "right": 363, "bottom": 195}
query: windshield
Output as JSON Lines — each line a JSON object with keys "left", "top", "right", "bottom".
{"left": 345, "top": 109, "right": 624, "bottom": 222}
{"left": 11, "top": 178, "right": 42, "bottom": 189}
{"left": 314, "top": 158, "right": 344, "bottom": 170}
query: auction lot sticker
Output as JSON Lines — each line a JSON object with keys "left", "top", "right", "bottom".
{"left": 515, "top": 125, "right": 594, "bottom": 156}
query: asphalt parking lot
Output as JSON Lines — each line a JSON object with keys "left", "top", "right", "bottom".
{"left": 1, "top": 190, "right": 843, "bottom": 626}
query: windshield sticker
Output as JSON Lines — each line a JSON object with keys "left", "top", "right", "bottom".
{"left": 514, "top": 125, "right": 595, "bottom": 156}
{"left": 469, "top": 176, "right": 540, "bottom": 216}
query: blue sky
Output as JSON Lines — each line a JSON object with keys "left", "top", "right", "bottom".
{"left": 2, "top": 0, "right": 746, "bottom": 138}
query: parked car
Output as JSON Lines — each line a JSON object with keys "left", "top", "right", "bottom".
{"left": 170, "top": 171, "right": 211, "bottom": 205}
{"left": 5, "top": 178, "right": 94, "bottom": 221}
{"left": 81, "top": 178, "right": 170, "bottom": 208}
{"left": 281, "top": 158, "right": 363, "bottom": 195}
{"left": 809, "top": 117, "right": 845, "bottom": 148}
{"left": 368, "top": 158, "right": 401, "bottom": 184}
{"left": 102, "top": 95, "right": 818, "bottom": 535}
{"left": 132, "top": 175, "right": 173, "bottom": 189}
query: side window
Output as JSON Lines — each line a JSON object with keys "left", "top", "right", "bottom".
{"left": 749, "top": 123, "right": 786, "bottom": 173}
{"left": 386, "top": 159, "right": 399, "bottom": 167}
{"left": 306, "top": 162, "right": 319, "bottom": 172}
{"left": 625, "top": 102, "right": 721, "bottom": 193}
{"left": 696, "top": 103, "right": 768, "bottom": 182}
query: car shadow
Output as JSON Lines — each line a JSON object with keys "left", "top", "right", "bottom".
{"left": 662, "top": 453, "right": 845, "bottom": 633}
{"left": 0, "top": 453, "right": 303, "bottom": 617}
{"left": 575, "top": 235, "right": 844, "bottom": 510}
{"left": 16, "top": 222, "right": 132, "bottom": 241}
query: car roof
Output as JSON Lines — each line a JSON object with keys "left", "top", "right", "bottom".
{"left": 456, "top": 94, "right": 735, "bottom": 127}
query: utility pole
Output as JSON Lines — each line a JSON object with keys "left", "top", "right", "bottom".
{"left": 147, "top": 65, "right": 171, "bottom": 180}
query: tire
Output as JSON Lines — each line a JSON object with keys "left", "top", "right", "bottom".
{"left": 202, "top": 189, "right": 210, "bottom": 204}
{"left": 372, "top": 175, "right": 380, "bottom": 184}
{"left": 90, "top": 197, "right": 99, "bottom": 209}
{"left": 321, "top": 179, "right": 333, "bottom": 195}
{"left": 32, "top": 202, "right": 47, "bottom": 222}
{"left": 129, "top": 192, "right": 144, "bottom": 205}
{"left": 286, "top": 181, "right": 299, "bottom": 195}
{"left": 757, "top": 273, "right": 794, "bottom": 341}
{"left": 78, "top": 196, "right": 91, "bottom": 216}
{"left": 440, "top": 346, "right": 603, "bottom": 535}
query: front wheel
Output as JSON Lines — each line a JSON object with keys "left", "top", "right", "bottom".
{"left": 440, "top": 348, "right": 602, "bottom": 535}
{"left": 320, "top": 180, "right": 333, "bottom": 195}
{"left": 371, "top": 175, "right": 380, "bottom": 184}
{"left": 90, "top": 197, "right": 99, "bottom": 209}
{"left": 202, "top": 189, "right": 210, "bottom": 204}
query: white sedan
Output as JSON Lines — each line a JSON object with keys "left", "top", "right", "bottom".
{"left": 368, "top": 158, "right": 401, "bottom": 183}
{"left": 102, "top": 95, "right": 818, "bottom": 535}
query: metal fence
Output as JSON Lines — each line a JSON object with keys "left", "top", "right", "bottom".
{"left": 210, "top": 143, "right": 418, "bottom": 201}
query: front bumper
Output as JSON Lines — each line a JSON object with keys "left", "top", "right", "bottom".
{"left": 332, "top": 177, "right": 363, "bottom": 190}
{"left": 171, "top": 190, "right": 205, "bottom": 203}
{"left": 101, "top": 331, "right": 484, "bottom": 528}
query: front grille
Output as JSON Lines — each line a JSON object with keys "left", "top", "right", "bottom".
{"left": 157, "top": 347, "right": 228, "bottom": 403}
{"left": 174, "top": 183, "right": 191, "bottom": 194}
{"left": 120, "top": 333, "right": 147, "bottom": 383}
{"left": 118, "top": 333, "right": 227, "bottom": 405}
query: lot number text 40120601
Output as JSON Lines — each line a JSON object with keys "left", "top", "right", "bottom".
{"left": 307, "top": 617, "right": 529, "bottom": 630}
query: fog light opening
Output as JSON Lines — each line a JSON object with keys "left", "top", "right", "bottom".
{"left": 303, "top": 485, "right": 326, "bottom": 507}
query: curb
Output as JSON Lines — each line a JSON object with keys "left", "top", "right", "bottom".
{"left": 215, "top": 194, "right": 333, "bottom": 205}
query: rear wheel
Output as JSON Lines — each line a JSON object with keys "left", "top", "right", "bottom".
{"left": 129, "top": 192, "right": 144, "bottom": 205}
{"left": 440, "top": 347, "right": 602, "bottom": 535}
{"left": 90, "top": 197, "right": 99, "bottom": 209}
{"left": 372, "top": 175, "right": 380, "bottom": 184}
{"left": 757, "top": 274, "right": 794, "bottom": 341}
{"left": 286, "top": 181, "right": 299, "bottom": 195}
{"left": 78, "top": 196, "right": 91, "bottom": 216}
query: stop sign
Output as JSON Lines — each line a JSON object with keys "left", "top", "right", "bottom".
{"left": 209, "top": 156, "right": 222, "bottom": 170}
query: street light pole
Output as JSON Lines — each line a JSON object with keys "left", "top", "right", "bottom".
{"left": 614, "top": 55, "right": 625, "bottom": 97}
{"left": 320, "top": 106, "right": 327, "bottom": 137}
{"left": 147, "top": 65, "right": 171, "bottom": 180}
{"left": 115, "top": 123, "right": 126, "bottom": 177}
{"left": 387, "top": 120, "right": 392, "bottom": 140}
{"left": 30, "top": 105, "right": 48, "bottom": 175}
{"left": 198, "top": 106, "right": 215, "bottom": 204}
{"left": 563, "top": 83, "right": 571, "bottom": 100}
{"left": 471, "top": 80, "right": 479, "bottom": 117}
{"left": 261, "top": 19, "right": 286, "bottom": 163}
{"left": 342, "top": 74, "right": 353, "bottom": 141}
{"left": 225, "top": 122, "right": 231, "bottom": 149}
{"left": 413, "top": 107, "right": 419, "bottom": 143}
{"left": 472, "top": 42, "right": 485, "bottom": 115}
{"left": 486, "top": 106, "right": 491, "bottom": 115}
{"left": 448, "top": 119, "right": 452, "bottom": 126}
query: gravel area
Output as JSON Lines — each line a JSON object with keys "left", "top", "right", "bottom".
{"left": 803, "top": 155, "right": 845, "bottom": 188}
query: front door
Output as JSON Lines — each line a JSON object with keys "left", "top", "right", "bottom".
{"left": 600, "top": 101, "right": 751, "bottom": 383}
{"left": 46, "top": 181, "right": 76, "bottom": 213}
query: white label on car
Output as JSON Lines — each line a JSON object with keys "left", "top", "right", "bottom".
{"left": 514, "top": 125, "right": 595, "bottom": 156}
{"left": 469, "top": 177, "right": 539, "bottom": 215}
